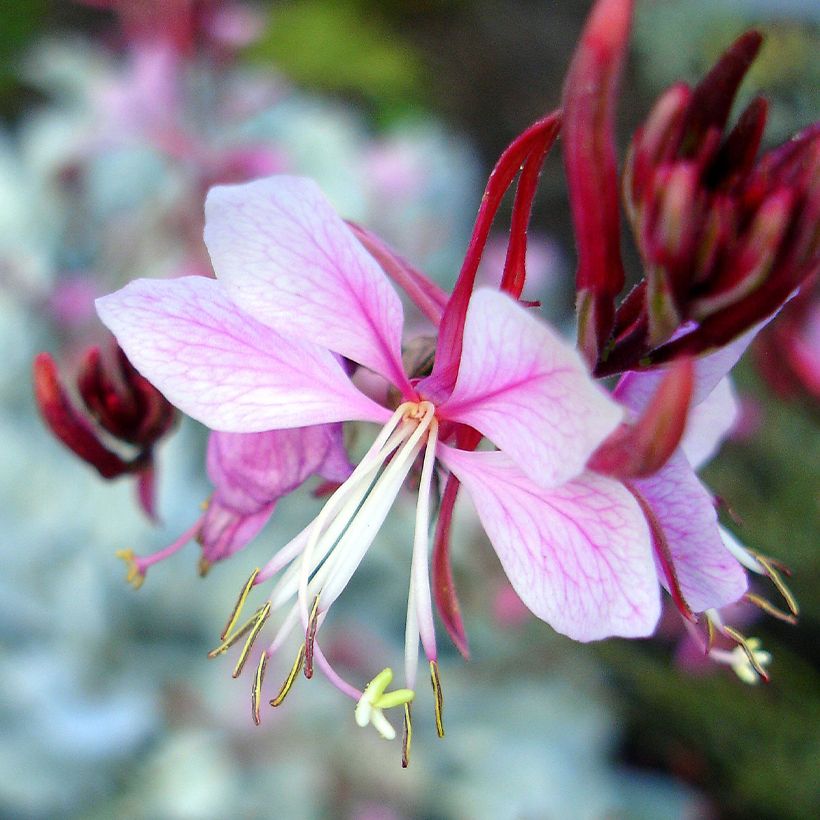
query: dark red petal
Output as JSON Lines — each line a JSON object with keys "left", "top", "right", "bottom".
{"left": 680, "top": 31, "right": 763, "bottom": 156}
{"left": 33, "top": 352, "right": 130, "bottom": 479}
{"left": 588, "top": 358, "right": 694, "bottom": 479}
{"left": 562, "top": 0, "right": 632, "bottom": 363}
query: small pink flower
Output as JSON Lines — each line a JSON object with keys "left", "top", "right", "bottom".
{"left": 97, "top": 174, "right": 657, "bottom": 741}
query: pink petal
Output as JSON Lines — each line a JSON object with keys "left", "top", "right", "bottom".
{"left": 96, "top": 276, "right": 389, "bottom": 432}
{"left": 436, "top": 289, "right": 622, "bottom": 488}
{"left": 204, "top": 176, "right": 411, "bottom": 392}
{"left": 616, "top": 324, "right": 758, "bottom": 413}
{"left": 630, "top": 451, "right": 747, "bottom": 612}
{"left": 199, "top": 500, "right": 275, "bottom": 565}
{"left": 438, "top": 445, "right": 659, "bottom": 641}
{"left": 206, "top": 425, "right": 351, "bottom": 514}
{"left": 681, "top": 377, "right": 739, "bottom": 470}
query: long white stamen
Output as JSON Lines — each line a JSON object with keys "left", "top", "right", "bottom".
{"left": 404, "top": 571, "right": 420, "bottom": 690}
{"left": 411, "top": 420, "right": 439, "bottom": 662}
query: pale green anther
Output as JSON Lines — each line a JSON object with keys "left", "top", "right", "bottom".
{"left": 375, "top": 688, "right": 415, "bottom": 710}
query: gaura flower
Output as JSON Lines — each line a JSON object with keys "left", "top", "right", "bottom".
{"left": 96, "top": 174, "right": 661, "bottom": 749}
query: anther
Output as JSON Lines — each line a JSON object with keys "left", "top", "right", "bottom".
{"left": 723, "top": 626, "right": 770, "bottom": 683}
{"left": 252, "top": 652, "right": 268, "bottom": 726}
{"left": 430, "top": 660, "right": 444, "bottom": 738}
{"left": 221, "top": 567, "right": 260, "bottom": 640}
{"left": 304, "top": 595, "right": 320, "bottom": 680}
{"left": 752, "top": 553, "right": 799, "bottom": 618}
{"left": 232, "top": 601, "right": 271, "bottom": 678}
{"left": 402, "top": 703, "right": 412, "bottom": 768}
{"left": 115, "top": 549, "right": 145, "bottom": 590}
{"left": 744, "top": 592, "right": 798, "bottom": 625}
{"left": 271, "top": 644, "right": 305, "bottom": 707}
{"left": 208, "top": 605, "right": 264, "bottom": 658}
{"left": 198, "top": 557, "right": 212, "bottom": 577}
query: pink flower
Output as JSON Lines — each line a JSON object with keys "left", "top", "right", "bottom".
{"left": 97, "top": 174, "right": 657, "bottom": 742}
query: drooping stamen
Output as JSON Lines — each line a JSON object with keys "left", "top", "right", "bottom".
{"left": 232, "top": 602, "right": 271, "bottom": 678}
{"left": 402, "top": 703, "right": 413, "bottom": 768}
{"left": 752, "top": 553, "right": 799, "bottom": 618}
{"left": 430, "top": 660, "right": 445, "bottom": 738}
{"left": 115, "top": 520, "right": 202, "bottom": 589}
{"left": 304, "top": 595, "right": 320, "bottom": 680}
{"left": 723, "top": 626, "right": 771, "bottom": 683}
{"left": 221, "top": 567, "right": 260, "bottom": 640}
{"left": 270, "top": 644, "right": 305, "bottom": 707}
{"left": 208, "top": 605, "right": 266, "bottom": 658}
{"left": 252, "top": 651, "right": 268, "bottom": 726}
{"left": 744, "top": 592, "right": 798, "bottom": 625}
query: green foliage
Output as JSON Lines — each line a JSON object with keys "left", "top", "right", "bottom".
{"left": 247, "top": 0, "right": 428, "bottom": 115}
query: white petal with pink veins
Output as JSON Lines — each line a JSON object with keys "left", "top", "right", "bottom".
{"left": 96, "top": 276, "right": 390, "bottom": 432}
{"left": 439, "top": 445, "right": 659, "bottom": 641}
{"left": 631, "top": 450, "right": 747, "bottom": 612}
{"left": 437, "top": 289, "right": 622, "bottom": 488}
{"left": 681, "top": 377, "right": 739, "bottom": 470}
{"left": 204, "top": 175, "right": 411, "bottom": 391}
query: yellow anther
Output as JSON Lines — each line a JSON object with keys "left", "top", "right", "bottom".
{"left": 232, "top": 601, "right": 271, "bottom": 678}
{"left": 270, "top": 644, "right": 305, "bottom": 707}
{"left": 199, "top": 496, "right": 211, "bottom": 511}
{"left": 207, "top": 606, "right": 264, "bottom": 658}
{"left": 221, "top": 567, "right": 260, "bottom": 640}
{"left": 430, "top": 660, "right": 445, "bottom": 738}
{"left": 724, "top": 627, "right": 771, "bottom": 683}
{"left": 115, "top": 549, "right": 145, "bottom": 590}
{"left": 401, "top": 703, "right": 413, "bottom": 769}
{"left": 753, "top": 553, "right": 799, "bottom": 618}
{"left": 744, "top": 592, "right": 798, "bottom": 625}
{"left": 252, "top": 652, "right": 268, "bottom": 726}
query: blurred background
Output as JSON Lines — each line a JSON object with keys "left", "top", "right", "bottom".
{"left": 1, "top": 1, "right": 818, "bottom": 818}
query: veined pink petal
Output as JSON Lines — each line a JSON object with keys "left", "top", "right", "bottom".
{"left": 96, "top": 276, "right": 390, "bottom": 432}
{"left": 199, "top": 500, "right": 275, "bottom": 565}
{"left": 630, "top": 451, "right": 747, "bottom": 612}
{"left": 436, "top": 289, "right": 622, "bottom": 488}
{"left": 439, "top": 446, "right": 659, "bottom": 641}
{"left": 204, "top": 175, "right": 412, "bottom": 393}
{"left": 681, "top": 377, "right": 739, "bottom": 470}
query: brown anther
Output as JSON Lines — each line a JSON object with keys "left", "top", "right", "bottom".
{"left": 401, "top": 702, "right": 413, "bottom": 768}
{"left": 252, "top": 652, "right": 268, "bottom": 726}
{"left": 271, "top": 644, "right": 306, "bottom": 707}
{"left": 724, "top": 626, "right": 770, "bottom": 683}
{"left": 430, "top": 660, "right": 445, "bottom": 738}
{"left": 304, "top": 596, "right": 320, "bottom": 680}
{"left": 705, "top": 615, "right": 717, "bottom": 655}
{"left": 221, "top": 567, "right": 260, "bottom": 640}
{"left": 232, "top": 602, "right": 271, "bottom": 678}
{"left": 744, "top": 592, "right": 798, "bottom": 625}
{"left": 197, "top": 557, "right": 212, "bottom": 577}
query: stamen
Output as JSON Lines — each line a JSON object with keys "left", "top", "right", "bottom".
{"left": 402, "top": 703, "right": 412, "bottom": 768}
{"left": 208, "top": 605, "right": 266, "bottom": 658}
{"left": 198, "top": 556, "right": 212, "bottom": 577}
{"left": 752, "top": 553, "right": 799, "bottom": 618}
{"left": 744, "top": 592, "right": 798, "bottom": 625}
{"left": 723, "top": 626, "right": 770, "bottom": 683}
{"left": 252, "top": 652, "right": 268, "bottom": 725}
{"left": 221, "top": 567, "right": 260, "bottom": 640}
{"left": 430, "top": 660, "right": 445, "bottom": 738}
{"left": 270, "top": 644, "right": 305, "bottom": 707}
{"left": 304, "top": 595, "right": 320, "bottom": 680}
{"left": 232, "top": 601, "right": 271, "bottom": 678}
{"left": 115, "top": 549, "right": 145, "bottom": 590}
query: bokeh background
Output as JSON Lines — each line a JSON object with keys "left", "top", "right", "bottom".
{"left": 1, "top": 1, "right": 818, "bottom": 818}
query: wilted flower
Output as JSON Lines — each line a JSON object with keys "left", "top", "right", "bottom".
{"left": 33, "top": 342, "right": 176, "bottom": 518}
